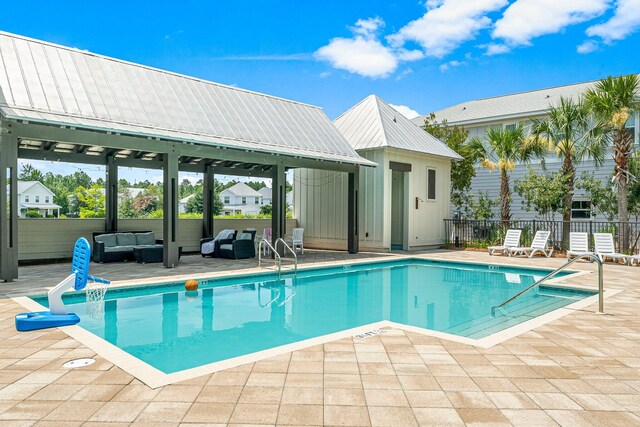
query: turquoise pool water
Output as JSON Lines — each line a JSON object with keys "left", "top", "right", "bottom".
{"left": 34, "top": 259, "right": 593, "bottom": 374}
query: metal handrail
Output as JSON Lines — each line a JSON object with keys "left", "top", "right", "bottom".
{"left": 258, "top": 238, "right": 281, "bottom": 272}
{"left": 275, "top": 238, "right": 298, "bottom": 275}
{"left": 257, "top": 283, "right": 281, "bottom": 308}
{"left": 491, "top": 253, "right": 604, "bottom": 317}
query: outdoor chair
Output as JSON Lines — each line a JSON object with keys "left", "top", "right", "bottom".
{"left": 258, "top": 227, "right": 273, "bottom": 256}
{"left": 567, "top": 232, "right": 594, "bottom": 260}
{"left": 508, "top": 230, "right": 553, "bottom": 258}
{"left": 286, "top": 228, "right": 304, "bottom": 254}
{"left": 594, "top": 233, "right": 627, "bottom": 264}
{"left": 628, "top": 250, "right": 640, "bottom": 266}
{"left": 201, "top": 229, "right": 237, "bottom": 258}
{"left": 219, "top": 231, "right": 256, "bottom": 259}
{"left": 488, "top": 229, "right": 522, "bottom": 256}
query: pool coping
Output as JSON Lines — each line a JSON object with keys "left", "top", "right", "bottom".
{"left": 12, "top": 255, "right": 619, "bottom": 389}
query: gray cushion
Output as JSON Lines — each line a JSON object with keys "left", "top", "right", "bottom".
{"left": 136, "top": 232, "right": 155, "bottom": 246}
{"left": 116, "top": 233, "right": 137, "bottom": 246}
{"left": 104, "top": 245, "right": 134, "bottom": 253}
{"left": 95, "top": 234, "right": 117, "bottom": 248}
{"left": 133, "top": 244, "right": 163, "bottom": 250}
{"left": 237, "top": 232, "right": 252, "bottom": 241}
{"left": 219, "top": 244, "right": 233, "bottom": 251}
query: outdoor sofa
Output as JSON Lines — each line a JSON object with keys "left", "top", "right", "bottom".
{"left": 92, "top": 231, "right": 163, "bottom": 263}
{"left": 219, "top": 230, "right": 257, "bottom": 259}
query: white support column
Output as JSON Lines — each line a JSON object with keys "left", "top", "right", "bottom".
{"left": 163, "top": 149, "right": 180, "bottom": 268}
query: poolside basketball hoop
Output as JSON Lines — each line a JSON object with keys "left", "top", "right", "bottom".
{"left": 85, "top": 278, "right": 109, "bottom": 320}
{"left": 15, "top": 238, "right": 110, "bottom": 331}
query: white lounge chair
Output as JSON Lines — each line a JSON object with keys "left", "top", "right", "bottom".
{"left": 508, "top": 230, "right": 553, "bottom": 258}
{"left": 488, "top": 229, "right": 522, "bottom": 256}
{"left": 594, "top": 233, "right": 627, "bottom": 264}
{"left": 286, "top": 228, "right": 304, "bottom": 254}
{"left": 567, "top": 232, "right": 594, "bottom": 260}
{"left": 628, "top": 251, "right": 640, "bottom": 266}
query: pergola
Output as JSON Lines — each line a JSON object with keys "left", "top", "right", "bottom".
{"left": 0, "top": 32, "right": 374, "bottom": 281}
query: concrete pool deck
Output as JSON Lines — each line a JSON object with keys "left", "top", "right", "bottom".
{"left": 0, "top": 249, "right": 639, "bottom": 426}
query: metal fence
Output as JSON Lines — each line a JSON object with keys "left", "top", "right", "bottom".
{"left": 443, "top": 219, "right": 640, "bottom": 253}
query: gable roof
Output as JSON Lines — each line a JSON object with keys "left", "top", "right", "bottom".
{"left": 414, "top": 77, "right": 639, "bottom": 126}
{"left": 0, "top": 31, "right": 374, "bottom": 167}
{"left": 257, "top": 187, "right": 272, "bottom": 197}
{"left": 220, "top": 182, "right": 262, "bottom": 197}
{"left": 14, "top": 180, "right": 55, "bottom": 196}
{"left": 334, "top": 95, "right": 461, "bottom": 160}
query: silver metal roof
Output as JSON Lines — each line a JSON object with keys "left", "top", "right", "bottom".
{"left": 334, "top": 95, "right": 461, "bottom": 160}
{"left": 412, "top": 79, "right": 623, "bottom": 126}
{"left": 0, "top": 32, "right": 374, "bottom": 167}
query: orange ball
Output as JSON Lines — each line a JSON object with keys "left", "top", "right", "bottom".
{"left": 185, "top": 280, "right": 198, "bottom": 292}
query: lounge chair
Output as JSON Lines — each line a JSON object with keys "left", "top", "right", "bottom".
{"left": 200, "top": 229, "right": 237, "bottom": 257}
{"left": 508, "top": 230, "right": 553, "bottom": 258}
{"left": 566, "top": 232, "right": 594, "bottom": 260}
{"left": 286, "top": 228, "right": 304, "bottom": 254}
{"left": 628, "top": 250, "right": 640, "bottom": 266}
{"left": 594, "top": 233, "right": 627, "bottom": 264}
{"left": 219, "top": 231, "right": 256, "bottom": 259}
{"left": 488, "top": 229, "right": 522, "bottom": 256}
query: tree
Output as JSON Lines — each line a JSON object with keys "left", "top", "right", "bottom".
{"left": 584, "top": 74, "right": 639, "bottom": 249}
{"left": 530, "top": 97, "right": 607, "bottom": 246}
{"left": 76, "top": 185, "right": 105, "bottom": 218}
{"left": 179, "top": 179, "right": 195, "bottom": 199}
{"left": 577, "top": 172, "right": 618, "bottom": 222}
{"left": 18, "top": 163, "right": 44, "bottom": 182}
{"left": 260, "top": 204, "right": 272, "bottom": 216}
{"left": 469, "top": 124, "right": 546, "bottom": 221}
{"left": 514, "top": 167, "right": 568, "bottom": 222}
{"left": 119, "top": 188, "right": 137, "bottom": 218}
{"left": 423, "top": 113, "right": 478, "bottom": 212}
{"left": 184, "top": 186, "right": 223, "bottom": 216}
{"left": 467, "top": 191, "right": 497, "bottom": 220}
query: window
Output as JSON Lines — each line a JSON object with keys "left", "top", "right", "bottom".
{"left": 223, "top": 196, "right": 230, "bottom": 204}
{"left": 35, "top": 196, "right": 40, "bottom": 203}
{"left": 45, "top": 196, "right": 50, "bottom": 203}
{"left": 505, "top": 123, "right": 516, "bottom": 131}
{"left": 241, "top": 197, "right": 247, "bottom": 204}
{"left": 427, "top": 169, "right": 436, "bottom": 200}
{"left": 571, "top": 200, "right": 591, "bottom": 219}
{"left": 24, "top": 196, "right": 29, "bottom": 203}
{"left": 254, "top": 197, "right": 259, "bottom": 204}
{"left": 626, "top": 114, "right": 636, "bottom": 145}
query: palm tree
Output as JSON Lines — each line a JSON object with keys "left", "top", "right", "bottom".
{"left": 469, "top": 124, "right": 546, "bottom": 222}
{"left": 530, "top": 96, "right": 607, "bottom": 248}
{"left": 584, "top": 75, "right": 639, "bottom": 250}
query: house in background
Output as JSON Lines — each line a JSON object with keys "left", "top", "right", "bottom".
{"left": 295, "top": 95, "right": 461, "bottom": 251}
{"left": 178, "top": 194, "right": 195, "bottom": 214}
{"left": 219, "top": 182, "right": 263, "bottom": 216}
{"left": 15, "top": 181, "right": 61, "bottom": 218}
{"left": 258, "top": 187, "right": 272, "bottom": 205}
{"left": 412, "top": 77, "right": 640, "bottom": 221}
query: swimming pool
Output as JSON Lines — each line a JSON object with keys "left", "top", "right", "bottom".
{"left": 33, "top": 259, "right": 593, "bottom": 374}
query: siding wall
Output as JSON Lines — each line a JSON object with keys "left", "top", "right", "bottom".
{"left": 294, "top": 148, "right": 451, "bottom": 251}
{"left": 17, "top": 218, "right": 298, "bottom": 261}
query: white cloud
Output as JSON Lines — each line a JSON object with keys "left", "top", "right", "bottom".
{"left": 577, "top": 39, "right": 600, "bottom": 53}
{"left": 388, "top": 0, "right": 508, "bottom": 58}
{"left": 315, "top": 17, "right": 399, "bottom": 78}
{"left": 315, "top": 17, "right": 423, "bottom": 78}
{"left": 319, "top": 71, "right": 331, "bottom": 78}
{"left": 586, "top": 0, "right": 640, "bottom": 42}
{"left": 492, "top": 0, "right": 610, "bottom": 47}
{"left": 439, "top": 60, "right": 466, "bottom": 72}
{"left": 484, "top": 43, "right": 511, "bottom": 55}
{"left": 389, "top": 104, "right": 420, "bottom": 119}
{"left": 395, "top": 68, "right": 414, "bottom": 81}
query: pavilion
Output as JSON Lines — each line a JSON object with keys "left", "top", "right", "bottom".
{"left": 0, "top": 31, "right": 374, "bottom": 281}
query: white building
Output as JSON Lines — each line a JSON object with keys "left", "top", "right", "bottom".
{"left": 258, "top": 187, "right": 272, "bottom": 205}
{"left": 413, "top": 77, "right": 640, "bottom": 221}
{"left": 14, "top": 181, "right": 61, "bottom": 218}
{"left": 178, "top": 194, "right": 195, "bottom": 214}
{"left": 295, "top": 95, "right": 461, "bottom": 251}
{"left": 219, "top": 182, "right": 263, "bottom": 216}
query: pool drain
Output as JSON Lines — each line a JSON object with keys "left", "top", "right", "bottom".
{"left": 63, "top": 358, "right": 96, "bottom": 368}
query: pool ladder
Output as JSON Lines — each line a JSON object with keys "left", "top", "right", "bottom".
{"left": 491, "top": 254, "right": 604, "bottom": 318}
{"left": 258, "top": 238, "right": 298, "bottom": 277}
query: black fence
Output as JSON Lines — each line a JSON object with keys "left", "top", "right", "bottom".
{"left": 443, "top": 219, "right": 640, "bottom": 253}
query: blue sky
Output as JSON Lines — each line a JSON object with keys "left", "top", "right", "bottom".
{"left": 2, "top": 0, "right": 640, "bottom": 181}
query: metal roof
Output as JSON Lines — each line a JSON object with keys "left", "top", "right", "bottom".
{"left": 412, "top": 78, "right": 638, "bottom": 126}
{"left": 334, "top": 95, "right": 461, "bottom": 160}
{"left": 0, "top": 32, "right": 374, "bottom": 167}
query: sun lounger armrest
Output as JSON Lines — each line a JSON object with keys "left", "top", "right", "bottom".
{"left": 200, "top": 237, "right": 214, "bottom": 244}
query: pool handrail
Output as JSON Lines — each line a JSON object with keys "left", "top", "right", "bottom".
{"left": 491, "top": 254, "right": 604, "bottom": 317}
{"left": 275, "top": 238, "right": 298, "bottom": 275}
{"left": 258, "top": 238, "right": 281, "bottom": 273}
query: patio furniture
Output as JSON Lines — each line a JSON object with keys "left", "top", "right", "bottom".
{"left": 508, "top": 230, "right": 552, "bottom": 258}
{"left": 219, "top": 231, "right": 256, "bottom": 259}
{"left": 93, "top": 231, "right": 163, "bottom": 263}
{"left": 259, "top": 227, "right": 273, "bottom": 256}
{"left": 594, "top": 233, "right": 627, "bottom": 264}
{"left": 628, "top": 250, "right": 640, "bottom": 266}
{"left": 286, "top": 228, "right": 304, "bottom": 254}
{"left": 567, "top": 232, "right": 594, "bottom": 260}
{"left": 488, "top": 229, "right": 522, "bottom": 256}
{"left": 133, "top": 246, "right": 183, "bottom": 264}
{"left": 201, "top": 229, "right": 237, "bottom": 258}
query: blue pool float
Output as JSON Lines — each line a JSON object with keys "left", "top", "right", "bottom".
{"left": 15, "top": 237, "right": 110, "bottom": 332}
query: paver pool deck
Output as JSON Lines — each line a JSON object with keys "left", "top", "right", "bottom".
{"left": 0, "top": 249, "right": 639, "bottom": 426}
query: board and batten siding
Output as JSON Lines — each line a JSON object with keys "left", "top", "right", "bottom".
{"left": 295, "top": 148, "right": 451, "bottom": 251}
